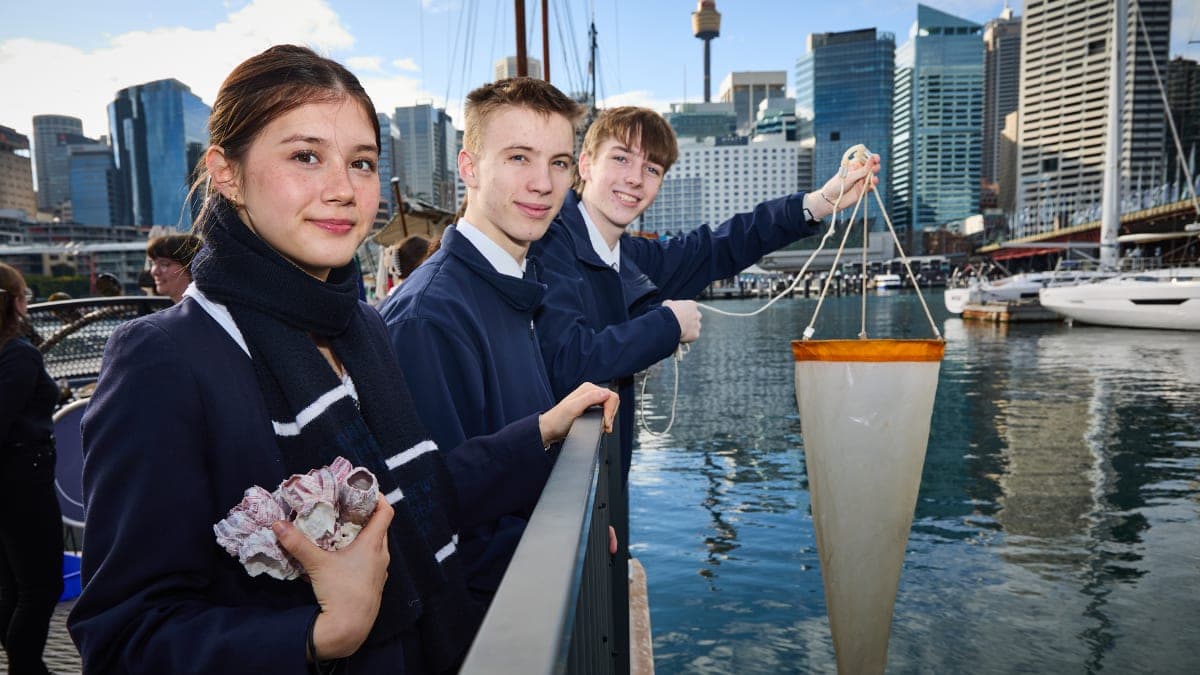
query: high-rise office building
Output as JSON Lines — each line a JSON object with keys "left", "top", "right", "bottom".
{"left": 0, "top": 125, "right": 37, "bottom": 218}
{"left": 1014, "top": 0, "right": 1170, "bottom": 238}
{"left": 751, "top": 97, "right": 800, "bottom": 141}
{"left": 109, "top": 78, "right": 210, "bottom": 228}
{"left": 1166, "top": 56, "right": 1200, "bottom": 186}
{"left": 718, "top": 71, "right": 786, "bottom": 136}
{"left": 393, "top": 104, "right": 457, "bottom": 211}
{"left": 639, "top": 136, "right": 806, "bottom": 235}
{"left": 32, "top": 114, "right": 85, "bottom": 211}
{"left": 802, "top": 28, "right": 895, "bottom": 215}
{"left": 981, "top": 8, "right": 1021, "bottom": 209}
{"left": 68, "top": 141, "right": 124, "bottom": 227}
{"left": 377, "top": 112, "right": 401, "bottom": 223}
{"left": 891, "top": 5, "right": 984, "bottom": 253}
{"left": 664, "top": 101, "right": 737, "bottom": 141}
{"left": 494, "top": 56, "right": 544, "bottom": 81}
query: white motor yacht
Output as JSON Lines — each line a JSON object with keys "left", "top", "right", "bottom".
{"left": 1038, "top": 267, "right": 1200, "bottom": 331}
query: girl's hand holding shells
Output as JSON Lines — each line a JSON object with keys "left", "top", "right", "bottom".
{"left": 272, "top": 495, "right": 394, "bottom": 661}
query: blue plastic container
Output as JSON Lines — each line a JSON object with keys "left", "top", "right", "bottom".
{"left": 60, "top": 552, "right": 82, "bottom": 602}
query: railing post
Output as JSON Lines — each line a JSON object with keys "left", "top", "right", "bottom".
{"left": 607, "top": 430, "right": 630, "bottom": 675}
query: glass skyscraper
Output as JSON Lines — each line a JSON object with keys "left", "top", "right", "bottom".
{"left": 801, "top": 28, "right": 895, "bottom": 216}
{"left": 109, "top": 78, "right": 210, "bottom": 228}
{"left": 393, "top": 104, "right": 457, "bottom": 211}
{"left": 891, "top": 5, "right": 983, "bottom": 253}
{"left": 68, "top": 142, "right": 123, "bottom": 227}
{"left": 377, "top": 112, "right": 401, "bottom": 221}
{"left": 32, "top": 114, "right": 85, "bottom": 211}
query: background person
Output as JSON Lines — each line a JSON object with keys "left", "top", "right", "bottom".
{"left": 146, "top": 234, "right": 202, "bottom": 303}
{"left": 0, "top": 262, "right": 64, "bottom": 675}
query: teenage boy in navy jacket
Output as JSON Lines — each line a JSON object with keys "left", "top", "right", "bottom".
{"left": 531, "top": 106, "right": 880, "bottom": 484}
{"left": 378, "top": 78, "right": 616, "bottom": 601}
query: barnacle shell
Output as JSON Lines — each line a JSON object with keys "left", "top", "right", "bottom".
{"left": 326, "top": 522, "right": 363, "bottom": 551}
{"left": 328, "top": 456, "right": 354, "bottom": 484}
{"left": 338, "top": 468, "right": 379, "bottom": 526}
{"left": 240, "top": 529, "right": 301, "bottom": 580}
{"left": 215, "top": 457, "right": 381, "bottom": 580}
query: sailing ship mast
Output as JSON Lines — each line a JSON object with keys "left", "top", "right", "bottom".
{"left": 512, "top": 0, "right": 552, "bottom": 81}
{"left": 1099, "top": 0, "right": 1126, "bottom": 270}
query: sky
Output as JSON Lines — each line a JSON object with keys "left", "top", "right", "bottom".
{"left": 2, "top": 0, "right": 1198, "bottom": 143}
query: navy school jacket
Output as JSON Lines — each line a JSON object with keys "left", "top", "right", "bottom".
{"left": 68, "top": 298, "right": 534, "bottom": 673}
{"left": 531, "top": 191, "right": 821, "bottom": 482}
{"left": 377, "top": 225, "right": 557, "bottom": 596}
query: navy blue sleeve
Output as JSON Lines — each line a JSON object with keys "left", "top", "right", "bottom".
{"left": 444, "top": 413, "right": 551, "bottom": 529}
{"left": 68, "top": 320, "right": 314, "bottom": 674}
{"left": 0, "top": 341, "right": 39, "bottom": 444}
{"left": 626, "top": 192, "right": 817, "bottom": 299}
{"left": 536, "top": 256, "right": 680, "bottom": 398}
{"left": 387, "top": 316, "right": 553, "bottom": 526}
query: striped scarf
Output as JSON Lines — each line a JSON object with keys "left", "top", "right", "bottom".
{"left": 191, "top": 200, "right": 474, "bottom": 670}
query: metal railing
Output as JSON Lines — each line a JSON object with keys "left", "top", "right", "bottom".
{"left": 27, "top": 296, "right": 171, "bottom": 392}
{"left": 460, "top": 410, "right": 630, "bottom": 675}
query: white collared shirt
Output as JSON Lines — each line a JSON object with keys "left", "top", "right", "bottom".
{"left": 455, "top": 218, "right": 527, "bottom": 279}
{"left": 578, "top": 202, "right": 620, "bottom": 272}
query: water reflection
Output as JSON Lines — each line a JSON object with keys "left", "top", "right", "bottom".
{"left": 632, "top": 294, "right": 1200, "bottom": 674}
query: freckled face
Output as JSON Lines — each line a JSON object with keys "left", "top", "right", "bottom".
{"left": 578, "top": 136, "right": 664, "bottom": 232}
{"left": 459, "top": 106, "right": 575, "bottom": 260}
{"left": 231, "top": 99, "right": 380, "bottom": 280}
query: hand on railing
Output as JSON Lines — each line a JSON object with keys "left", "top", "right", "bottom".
{"left": 538, "top": 383, "right": 619, "bottom": 447}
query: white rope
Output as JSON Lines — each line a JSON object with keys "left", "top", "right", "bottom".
{"left": 868, "top": 187, "right": 942, "bottom": 339}
{"left": 859, "top": 205, "right": 870, "bottom": 338}
{"left": 802, "top": 144, "right": 942, "bottom": 340}
{"left": 694, "top": 210, "right": 845, "bottom": 318}
{"left": 637, "top": 344, "right": 687, "bottom": 436}
{"left": 639, "top": 143, "right": 945, "bottom": 436}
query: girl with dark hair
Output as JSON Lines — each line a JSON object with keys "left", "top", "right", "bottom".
{"left": 146, "top": 233, "right": 202, "bottom": 303}
{"left": 0, "top": 262, "right": 64, "bottom": 675}
{"left": 68, "top": 45, "right": 613, "bottom": 673}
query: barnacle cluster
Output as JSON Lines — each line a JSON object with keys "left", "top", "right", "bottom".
{"left": 214, "top": 457, "right": 379, "bottom": 580}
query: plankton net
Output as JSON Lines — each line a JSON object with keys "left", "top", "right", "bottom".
{"left": 794, "top": 145, "right": 945, "bottom": 674}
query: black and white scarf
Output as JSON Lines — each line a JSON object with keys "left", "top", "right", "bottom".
{"left": 192, "top": 200, "right": 473, "bottom": 669}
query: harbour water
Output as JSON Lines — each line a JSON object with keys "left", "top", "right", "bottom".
{"left": 631, "top": 291, "right": 1200, "bottom": 673}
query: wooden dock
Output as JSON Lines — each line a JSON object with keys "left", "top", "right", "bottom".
{"left": 962, "top": 300, "right": 1063, "bottom": 323}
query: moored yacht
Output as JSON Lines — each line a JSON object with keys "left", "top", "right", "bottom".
{"left": 1038, "top": 266, "right": 1200, "bottom": 331}
{"left": 943, "top": 260, "right": 1113, "bottom": 314}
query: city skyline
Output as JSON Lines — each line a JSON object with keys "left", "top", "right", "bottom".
{"left": 3, "top": 0, "right": 1198, "bottom": 144}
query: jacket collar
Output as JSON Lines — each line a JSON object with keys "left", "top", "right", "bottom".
{"left": 559, "top": 191, "right": 659, "bottom": 311}
{"left": 442, "top": 225, "right": 546, "bottom": 313}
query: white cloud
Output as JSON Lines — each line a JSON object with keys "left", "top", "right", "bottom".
{"left": 421, "top": 0, "right": 458, "bottom": 13}
{"left": 359, "top": 73, "right": 448, "bottom": 120}
{"left": 598, "top": 90, "right": 673, "bottom": 114}
{"left": 0, "top": 0, "right": 354, "bottom": 140}
{"left": 347, "top": 56, "right": 384, "bottom": 72}
{"left": 392, "top": 58, "right": 420, "bottom": 72}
